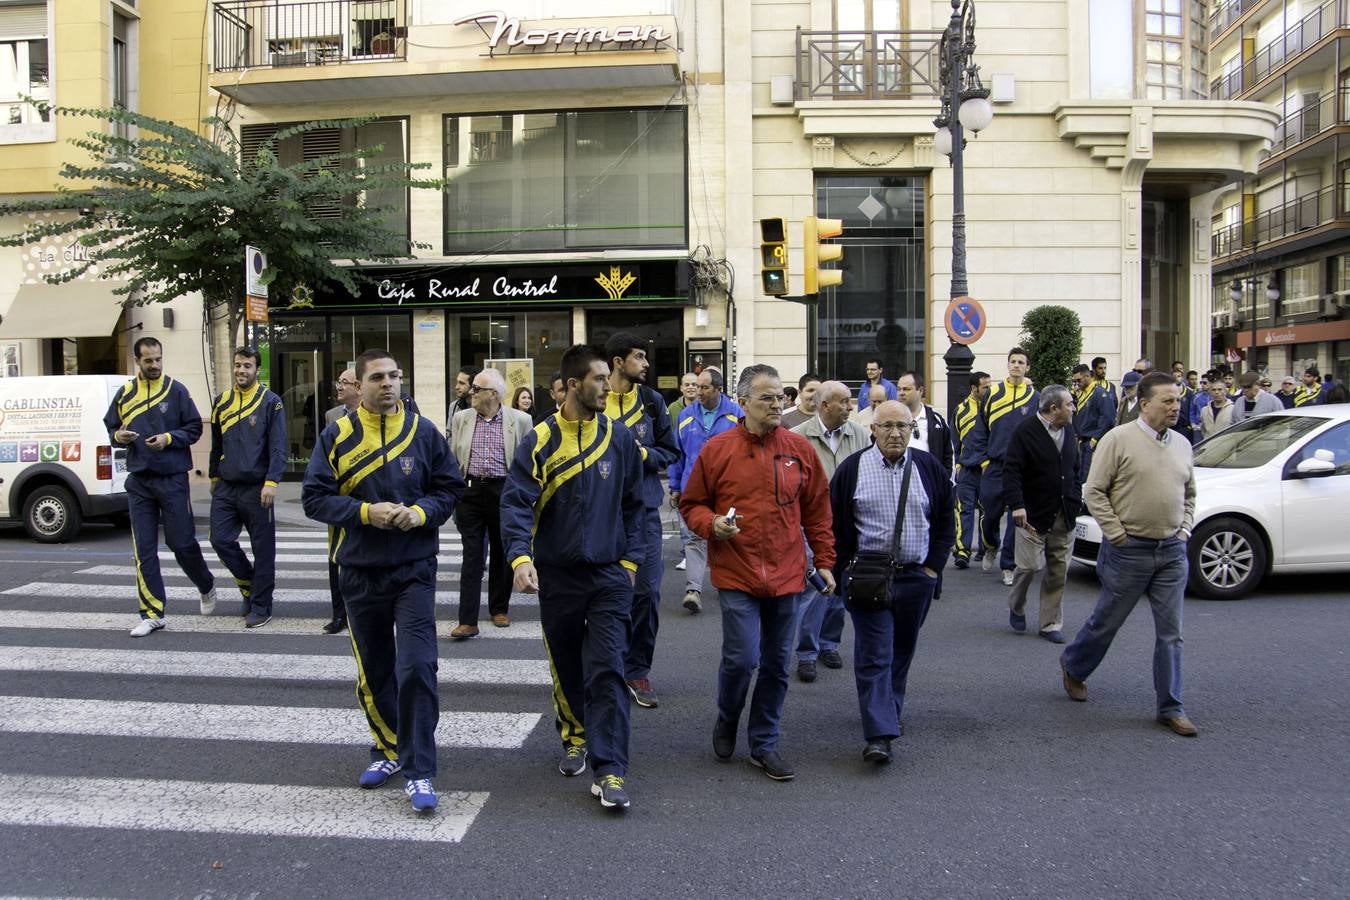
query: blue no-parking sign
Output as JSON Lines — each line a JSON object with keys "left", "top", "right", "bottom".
{"left": 944, "top": 296, "right": 986, "bottom": 345}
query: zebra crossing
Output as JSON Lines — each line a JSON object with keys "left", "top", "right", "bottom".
{"left": 0, "top": 522, "right": 550, "bottom": 846}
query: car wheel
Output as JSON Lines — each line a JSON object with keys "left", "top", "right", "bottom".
{"left": 1188, "top": 517, "right": 1266, "bottom": 600}
{"left": 22, "top": 485, "right": 83, "bottom": 543}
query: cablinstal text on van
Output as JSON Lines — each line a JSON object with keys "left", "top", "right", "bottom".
{"left": 377, "top": 275, "right": 560, "bottom": 304}
{"left": 2, "top": 397, "right": 83, "bottom": 411}
{"left": 453, "top": 11, "right": 673, "bottom": 51}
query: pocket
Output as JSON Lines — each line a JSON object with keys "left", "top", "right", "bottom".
{"left": 773, "top": 454, "right": 804, "bottom": 506}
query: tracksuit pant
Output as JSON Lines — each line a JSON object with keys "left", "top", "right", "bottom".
{"left": 538, "top": 561, "right": 633, "bottom": 779}
{"left": 954, "top": 466, "right": 982, "bottom": 561}
{"left": 209, "top": 480, "right": 275, "bottom": 615}
{"left": 978, "top": 461, "right": 1017, "bottom": 572}
{"left": 682, "top": 519, "right": 709, "bottom": 595}
{"left": 625, "top": 507, "right": 664, "bottom": 681}
{"left": 126, "top": 472, "right": 214, "bottom": 620}
{"left": 849, "top": 568, "right": 937, "bottom": 741}
{"left": 341, "top": 558, "right": 440, "bottom": 780}
{"left": 453, "top": 476, "right": 510, "bottom": 626}
{"left": 327, "top": 561, "right": 346, "bottom": 624}
{"left": 717, "top": 590, "right": 801, "bottom": 756}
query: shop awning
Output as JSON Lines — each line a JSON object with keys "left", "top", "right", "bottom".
{"left": 0, "top": 281, "right": 127, "bottom": 339}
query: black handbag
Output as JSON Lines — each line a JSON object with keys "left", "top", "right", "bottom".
{"left": 844, "top": 455, "right": 914, "bottom": 613}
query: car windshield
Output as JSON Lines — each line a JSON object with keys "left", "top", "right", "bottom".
{"left": 1193, "top": 415, "right": 1328, "bottom": 469}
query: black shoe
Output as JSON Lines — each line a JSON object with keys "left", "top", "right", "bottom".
{"left": 1039, "top": 629, "right": 1066, "bottom": 644}
{"left": 954, "top": 556, "right": 970, "bottom": 570}
{"left": 797, "top": 660, "right": 818, "bottom": 683}
{"left": 1009, "top": 611, "right": 1027, "bottom": 633}
{"left": 626, "top": 678, "right": 659, "bottom": 709}
{"left": 558, "top": 744, "right": 588, "bottom": 777}
{"left": 819, "top": 649, "right": 843, "bottom": 670}
{"left": 749, "top": 751, "right": 795, "bottom": 781}
{"left": 591, "top": 774, "right": 630, "bottom": 810}
{"left": 322, "top": 618, "right": 347, "bottom": 635}
{"left": 862, "top": 738, "right": 892, "bottom": 764}
{"left": 712, "top": 719, "right": 736, "bottom": 760}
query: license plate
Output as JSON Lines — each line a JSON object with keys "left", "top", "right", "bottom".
{"left": 1074, "top": 523, "right": 1089, "bottom": 540}
{"left": 114, "top": 458, "right": 128, "bottom": 473}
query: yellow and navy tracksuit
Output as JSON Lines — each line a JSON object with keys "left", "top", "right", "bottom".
{"left": 301, "top": 402, "right": 465, "bottom": 781}
{"left": 953, "top": 394, "right": 982, "bottom": 562}
{"left": 500, "top": 411, "right": 646, "bottom": 780}
{"left": 102, "top": 375, "right": 214, "bottom": 620}
{"left": 966, "top": 379, "right": 1038, "bottom": 572}
{"left": 1073, "top": 379, "right": 1117, "bottom": 486}
{"left": 208, "top": 383, "right": 287, "bottom": 615}
{"left": 604, "top": 383, "right": 679, "bottom": 683}
{"left": 1293, "top": 383, "right": 1326, "bottom": 407}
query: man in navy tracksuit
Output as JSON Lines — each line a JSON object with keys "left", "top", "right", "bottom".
{"left": 1071, "top": 363, "right": 1116, "bottom": 486}
{"left": 302, "top": 349, "right": 465, "bottom": 814}
{"left": 603, "top": 331, "right": 679, "bottom": 710}
{"left": 501, "top": 344, "right": 646, "bottom": 812}
{"left": 208, "top": 347, "right": 286, "bottom": 628}
{"left": 103, "top": 337, "right": 216, "bottom": 637}
{"left": 952, "top": 371, "right": 989, "bottom": 568}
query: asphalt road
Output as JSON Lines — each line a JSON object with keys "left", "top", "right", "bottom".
{"left": 0, "top": 499, "right": 1345, "bottom": 898}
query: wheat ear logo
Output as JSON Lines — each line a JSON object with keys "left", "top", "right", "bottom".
{"left": 595, "top": 266, "right": 637, "bottom": 300}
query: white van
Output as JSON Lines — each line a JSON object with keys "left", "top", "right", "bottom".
{"left": 0, "top": 375, "right": 130, "bottom": 542}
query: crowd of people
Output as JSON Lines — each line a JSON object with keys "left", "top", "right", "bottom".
{"left": 103, "top": 335, "right": 1344, "bottom": 815}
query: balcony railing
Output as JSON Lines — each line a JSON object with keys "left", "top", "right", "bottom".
{"left": 794, "top": 28, "right": 943, "bottom": 101}
{"left": 1211, "top": 0, "right": 1350, "bottom": 100}
{"left": 1269, "top": 89, "right": 1350, "bottom": 155}
{"left": 1210, "top": 0, "right": 1264, "bottom": 37}
{"left": 213, "top": 0, "right": 408, "bottom": 72}
{"left": 1212, "top": 183, "right": 1350, "bottom": 258}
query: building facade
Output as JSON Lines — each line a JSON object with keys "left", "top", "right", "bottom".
{"left": 1208, "top": 0, "right": 1350, "bottom": 386}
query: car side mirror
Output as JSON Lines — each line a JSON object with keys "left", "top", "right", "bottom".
{"left": 1295, "top": 450, "right": 1337, "bottom": 477}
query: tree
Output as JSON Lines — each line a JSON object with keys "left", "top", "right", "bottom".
{"left": 0, "top": 104, "right": 440, "bottom": 387}
{"left": 1019, "top": 305, "right": 1081, "bottom": 389}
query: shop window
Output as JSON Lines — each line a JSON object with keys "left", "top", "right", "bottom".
{"left": 0, "top": 2, "right": 51, "bottom": 139}
{"left": 443, "top": 106, "right": 687, "bottom": 254}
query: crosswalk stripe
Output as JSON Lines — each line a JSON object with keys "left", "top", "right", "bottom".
{"left": 0, "top": 610, "right": 544, "bottom": 640}
{"left": 76, "top": 564, "right": 333, "bottom": 580}
{"left": 161, "top": 551, "right": 464, "bottom": 564}
{"left": 1, "top": 581, "right": 540, "bottom": 607}
{"left": 0, "top": 774, "right": 488, "bottom": 843}
{"left": 0, "top": 646, "right": 552, "bottom": 685}
{"left": 270, "top": 529, "right": 463, "bottom": 542}
{"left": 0, "top": 696, "right": 541, "bottom": 749}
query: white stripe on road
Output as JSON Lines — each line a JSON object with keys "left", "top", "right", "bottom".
{"left": 271, "top": 529, "right": 463, "bottom": 542}
{"left": 76, "top": 564, "right": 332, "bottom": 581}
{"left": 165, "top": 552, "right": 464, "bottom": 565}
{"left": 0, "top": 646, "right": 551, "bottom": 685}
{"left": 0, "top": 610, "right": 543, "bottom": 640}
{"left": 3, "top": 581, "right": 540, "bottom": 607}
{"left": 0, "top": 774, "right": 488, "bottom": 844}
{"left": 0, "top": 696, "right": 540, "bottom": 749}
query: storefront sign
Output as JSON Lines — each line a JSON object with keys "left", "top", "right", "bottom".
{"left": 276, "top": 260, "right": 690, "bottom": 311}
{"left": 1237, "top": 318, "right": 1350, "bottom": 349}
{"left": 454, "top": 11, "right": 674, "bottom": 53}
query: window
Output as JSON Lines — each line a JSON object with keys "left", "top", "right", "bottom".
{"left": 1285, "top": 424, "right": 1350, "bottom": 477}
{"left": 0, "top": 2, "right": 50, "bottom": 130}
{"left": 1281, "top": 260, "right": 1322, "bottom": 316}
{"left": 1140, "top": 0, "right": 1208, "bottom": 100}
{"left": 1194, "top": 415, "right": 1327, "bottom": 469}
{"left": 442, "top": 106, "right": 687, "bottom": 254}
{"left": 112, "top": 12, "right": 131, "bottom": 140}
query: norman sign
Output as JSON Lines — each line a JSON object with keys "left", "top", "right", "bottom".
{"left": 455, "top": 11, "right": 674, "bottom": 53}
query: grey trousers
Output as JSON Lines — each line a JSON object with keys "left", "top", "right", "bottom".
{"left": 681, "top": 517, "right": 709, "bottom": 595}
{"left": 1007, "top": 512, "right": 1070, "bottom": 633}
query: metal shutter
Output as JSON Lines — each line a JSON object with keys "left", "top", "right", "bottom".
{"left": 0, "top": 3, "right": 48, "bottom": 40}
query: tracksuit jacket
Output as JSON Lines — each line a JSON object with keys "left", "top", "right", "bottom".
{"left": 965, "top": 379, "right": 1040, "bottom": 467}
{"left": 667, "top": 394, "right": 743, "bottom": 492}
{"left": 954, "top": 395, "right": 981, "bottom": 467}
{"left": 301, "top": 403, "right": 465, "bottom": 567}
{"left": 604, "top": 383, "right": 679, "bottom": 509}
{"left": 1074, "top": 380, "right": 1117, "bottom": 443}
{"left": 208, "top": 383, "right": 287, "bottom": 485}
{"left": 103, "top": 375, "right": 201, "bottom": 475}
{"left": 500, "top": 412, "right": 646, "bottom": 571}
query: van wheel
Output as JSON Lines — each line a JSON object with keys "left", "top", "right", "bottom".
{"left": 23, "top": 485, "right": 82, "bottom": 543}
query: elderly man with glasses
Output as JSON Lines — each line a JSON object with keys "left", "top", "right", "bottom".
{"left": 322, "top": 367, "right": 362, "bottom": 634}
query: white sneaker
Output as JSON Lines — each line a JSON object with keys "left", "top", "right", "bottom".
{"left": 200, "top": 587, "right": 217, "bottom": 616}
{"left": 1002, "top": 570, "right": 1014, "bottom": 587}
{"left": 982, "top": 555, "right": 994, "bottom": 573}
{"left": 129, "top": 618, "right": 165, "bottom": 637}
{"left": 675, "top": 559, "right": 687, "bottom": 571}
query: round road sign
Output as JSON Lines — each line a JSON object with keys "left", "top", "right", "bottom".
{"left": 944, "top": 296, "right": 986, "bottom": 345}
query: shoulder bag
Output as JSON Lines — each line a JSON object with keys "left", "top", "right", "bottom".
{"left": 844, "top": 454, "right": 913, "bottom": 613}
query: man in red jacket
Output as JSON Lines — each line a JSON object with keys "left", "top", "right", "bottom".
{"left": 680, "top": 364, "right": 836, "bottom": 782}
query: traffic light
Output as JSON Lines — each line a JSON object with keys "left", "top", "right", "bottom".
{"left": 803, "top": 216, "right": 844, "bottom": 295}
{"left": 760, "top": 217, "right": 788, "bottom": 296}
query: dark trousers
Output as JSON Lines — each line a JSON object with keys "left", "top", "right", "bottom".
{"left": 209, "top": 480, "right": 275, "bottom": 614}
{"left": 126, "top": 472, "right": 214, "bottom": 620}
{"left": 849, "top": 569, "right": 937, "bottom": 740}
{"left": 954, "top": 466, "right": 982, "bottom": 560}
{"left": 453, "top": 477, "right": 510, "bottom": 626}
{"left": 538, "top": 562, "right": 633, "bottom": 778}
{"left": 1077, "top": 440, "right": 1095, "bottom": 488}
{"left": 341, "top": 558, "right": 440, "bottom": 780}
{"left": 978, "top": 462, "right": 1017, "bottom": 572}
{"left": 717, "top": 590, "right": 801, "bottom": 756}
{"left": 327, "top": 561, "right": 345, "bottom": 623}
{"left": 625, "top": 507, "right": 664, "bottom": 681}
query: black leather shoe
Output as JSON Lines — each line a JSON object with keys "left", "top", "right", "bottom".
{"left": 322, "top": 618, "right": 347, "bottom": 635}
{"left": 749, "top": 751, "right": 795, "bottom": 781}
{"left": 1009, "top": 611, "right": 1027, "bottom": 633}
{"left": 1039, "top": 629, "right": 1066, "bottom": 644}
{"left": 862, "top": 739, "right": 892, "bottom": 764}
{"left": 819, "top": 649, "right": 843, "bottom": 669}
{"left": 797, "top": 660, "right": 818, "bottom": 683}
{"left": 712, "top": 719, "right": 736, "bottom": 760}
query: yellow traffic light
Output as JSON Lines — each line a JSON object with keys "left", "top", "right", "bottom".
{"left": 760, "top": 217, "right": 788, "bottom": 296}
{"left": 803, "top": 216, "right": 844, "bottom": 295}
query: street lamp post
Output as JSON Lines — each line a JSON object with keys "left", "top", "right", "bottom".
{"left": 934, "top": 0, "right": 993, "bottom": 427}
{"left": 1230, "top": 277, "right": 1280, "bottom": 376}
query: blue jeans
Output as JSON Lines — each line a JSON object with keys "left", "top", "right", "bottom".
{"left": 717, "top": 589, "right": 802, "bottom": 756}
{"left": 1062, "top": 536, "right": 1187, "bottom": 717}
{"left": 796, "top": 542, "right": 845, "bottom": 661}
{"left": 849, "top": 569, "right": 936, "bottom": 740}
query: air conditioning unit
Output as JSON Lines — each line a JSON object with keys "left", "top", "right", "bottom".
{"left": 271, "top": 49, "right": 316, "bottom": 67}
{"left": 1331, "top": 292, "right": 1350, "bottom": 309}
{"left": 1213, "top": 311, "right": 1233, "bottom": 328}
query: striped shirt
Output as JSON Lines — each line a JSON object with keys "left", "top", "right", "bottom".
{"left": 853, "top": 445, "right": 930, "bottom": 564}
{"left": 467, "top": 407, "right": 508, "bottom": 477}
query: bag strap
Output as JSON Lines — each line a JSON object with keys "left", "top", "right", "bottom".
{"left": 888, "top": 454, "right": 914, "bottom": 563}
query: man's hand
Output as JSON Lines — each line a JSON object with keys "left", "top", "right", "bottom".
{"left": 669, "top": 491, "right": 680, "bottom": 509}
{"left": 1012, "top": 508, "right": 1036, "bottom": 535}
{"left": 144, "top": 433, "right": 169, "bottom": 452}
{"left": 390, "top": 505, "right": 421, "bottom": 531}
{"left": 625, "top": 568, "right": 636, "bottom": 586}
{"left": 114, "top": 429, "right": 138, "bottom": 446}
{"left": 1175, "top": 528, "right": 1192, "bottom": 543}
{"left": 367, "top": 502, "right": 402, "bottom": 529}
{"left": 923, "top": 566, "right": 939, "bottom": 580}
{"left": 513, "top": 562, "right": 540, "bottom": 594}
{"left": 209, "top": 481, "right": 217, "bottom": 497}
{"left": 259, "top": 484, "right": 276, "bottom": 509}
{"left": 712, "top": 515, "right": 740, "bottom": 541}
{"left": 817, "top": 569, "right": 836, "bottom": 595}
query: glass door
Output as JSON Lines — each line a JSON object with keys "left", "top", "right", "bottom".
{"left": 268, "top": 316, "right": 328, "bottom": 479}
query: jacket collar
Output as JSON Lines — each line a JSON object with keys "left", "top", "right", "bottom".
{"left": 357, "top": 400, "right": 405, "bottom": 431}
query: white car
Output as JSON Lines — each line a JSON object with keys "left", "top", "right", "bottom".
{"left": 1071, "top": 405, "right": 1350, "bottom": 600}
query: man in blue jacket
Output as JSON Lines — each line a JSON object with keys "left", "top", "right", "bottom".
{"left": 952, "top": 371, "right": 989, "bottom": 568}
{"left": 667, "top": 368, "right": 742, "bottom": 613}
{"left": 302, "top": 349, "right": 465, "bottom": 814}
{"left": 501, "top": 344, "right": 646, "bottom": 811}
{"left": 104, "top": 337, "right": 216, "bottom": 637}
{"left": 1071, "top": 363, "right": 1115, "bottom": 486}
{"left": 209, "top": 347, "right": 286, "bottom": 628}
{"left": 603, "top": 332, "right": 680, "bottom": 710}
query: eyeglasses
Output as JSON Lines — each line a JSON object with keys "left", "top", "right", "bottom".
{"left": 337, "top": 379, "right": 357, "bottom": 387}
{"left": 469, "top": 384, "right": 497, "bottom": 394}
{"left": 875, "top": 422, "right": 916, "bottom": 432}
{"left": 752, "top": 394, "right": 787, "bottom": 404}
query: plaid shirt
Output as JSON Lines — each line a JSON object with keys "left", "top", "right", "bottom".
{"left": 853, "top": 445, "right": 930, "bottom": 564}
{"left": 467, "top": 407, "right": 508, "bottom": 477}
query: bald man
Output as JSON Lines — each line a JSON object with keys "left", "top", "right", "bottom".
{"left": 323, "top": 367, "right": 360, "bottom": 634}
{"left": 854, "top": 384, "right": 888, "bottom": 431}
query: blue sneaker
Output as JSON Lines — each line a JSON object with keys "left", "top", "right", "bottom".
{"left": 244, "top": 610, "right": 271, "bottom": 629}
{"left": 591, "top": 774, "right": 630, "bottom": 810}
{"left": 358, "top": 759, "right": 402, "bottom": 788}
{"left": 405, "top": 778, "right": 438, "bottom": 813}
{"left": 1009, "top": 611, "right": 1027, "bottom": 633}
